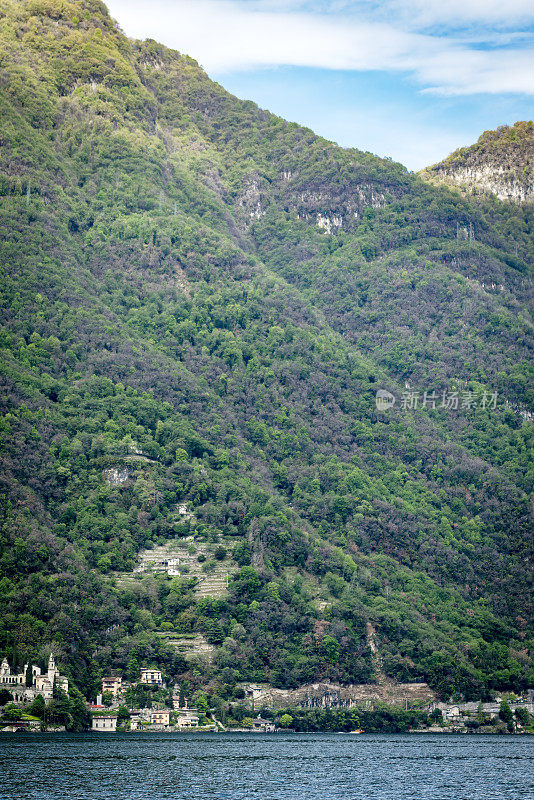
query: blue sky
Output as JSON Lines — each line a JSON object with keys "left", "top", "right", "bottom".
{"left": 106, "top": 0, "right": 534, "bottom": 170}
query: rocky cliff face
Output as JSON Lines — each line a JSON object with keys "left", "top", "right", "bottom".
{"left": 242, "top": 680, "right": 435, "bottom": 710}
{"left": 421, "top": 121, "right": 533, "bottom": 203}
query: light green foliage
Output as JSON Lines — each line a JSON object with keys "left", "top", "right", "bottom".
{"left": 278, "top": 713, "right": 293, "bottom": 728}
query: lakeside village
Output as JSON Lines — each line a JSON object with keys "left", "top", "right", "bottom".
{"left": 0, "top": 655, "right": 533, "bottom": 734}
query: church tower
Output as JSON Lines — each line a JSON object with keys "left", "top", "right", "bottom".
{"left": 47, "top": 652, "right": 56, "bottom": 682}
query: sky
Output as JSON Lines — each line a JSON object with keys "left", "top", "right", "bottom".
{"left": 105, "top": 0, "right": 534, "bottom": 170}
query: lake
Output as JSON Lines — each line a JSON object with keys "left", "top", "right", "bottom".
{"left": 0, "top": 733, "right": 532, "bottom": 799}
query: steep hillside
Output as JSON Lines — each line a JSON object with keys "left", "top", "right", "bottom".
{"left": 0, "top": 0, "right": 532, "bottom": 703}
{"left": 421, "top": 121, "right": 534, "bottom": 203}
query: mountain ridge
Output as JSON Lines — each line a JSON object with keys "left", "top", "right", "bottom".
{"left": 421, "top": 121, "right": 534, "bottom": 204}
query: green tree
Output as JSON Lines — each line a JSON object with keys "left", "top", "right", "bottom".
{"left": 322, "top": 636, "right": 340, "bottom": 665}
{"left": 47, "top": 689, "right": 73, "bottom": 728}
{"left": 1, "top": 703, "right": 22, "bottom": 721}
{"left": 514, "top": 706, "right": 529, "bottom": 726}
{"left": 0, "top": 690, "right": 13, "bottom": 706}
{"left": 68, "top": 687, "right": 91, "bottom": 732}
{"left": 499, "top": 700, "right": 513, "bottom": 723}
{"left": 27, "top": 694, "right": 46, "bottom": 719}
{"left": 102, "top": 690, "right": 114, "bottom": 707}
{"left": 192, "top": 690, "right": 209, "bottom": 714}
{"left": 499, "top": 700, "right": 514, "bottom": 732}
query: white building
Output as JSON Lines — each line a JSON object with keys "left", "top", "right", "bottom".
{"left": 0, "top": 658, "right": 26, "bottom": 696}
{"left": 140, "top": 668, "right": 163, "bottom": 686}
{"left": 34, "top": 653, "right": 69, "bottom": 700}
{"left": 175, "top": 706, "right": 200, "bottom": 728}
{"left": 252, "top": 716, "right": 276, "bottom": 732}
{"left": 0, "top": 654, "right": 68, "bottom": 702}
{"left": 91, "top": 714, "right": 117, "bottom": 731}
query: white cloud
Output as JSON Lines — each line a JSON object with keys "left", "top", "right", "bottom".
{"left": 385, "top": 0, "right": 534, "bottom": 28}
{"left": 106, "top": 0, "right": 534, "bottom": 95}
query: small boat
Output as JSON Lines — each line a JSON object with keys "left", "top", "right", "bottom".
{"left": 348, "top": 729, "right": 364, "bottom": 734}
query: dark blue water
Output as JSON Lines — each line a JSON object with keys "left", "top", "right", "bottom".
{"left": 0, "top": 733, "right": 532, "bottom": 800}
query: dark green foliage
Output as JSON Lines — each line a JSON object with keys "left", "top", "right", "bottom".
{"left": 101, "top": 690, "right": 113, "bottom": 707}
{"left": 0, "top": 0, "right": 531, "bottom": 702}
{"left": 515, "top": 706, "right": 529, "bottom": 726}
{"left": 499, "top": 700, "right": 513, "bottom": 723}
{"left": 0, "top": 690, "right": 13, "bottom": 705}
{"left": 27, "top": 694, "right": 45, "bottom": 718}
{"left": 275, "top": 704, "right": 429, "bottom": 733}
{"left": 68, "top": 686, "right": 92, "bottom": 732}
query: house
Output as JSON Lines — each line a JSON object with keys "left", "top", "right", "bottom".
{"left": 140, "top": 668, "right": 163, "bottom": 686}
{"left": 150, "top": 711, "right": 170, "bottom": 726}
{"left": 129, "top": 712, "right": 142, "bottom": 731}
{"left": 134, "top": 556, "right": 181, "bottom": 577}
{"left": 173, "top": 696, "right": 194, "bottom": 710}
{"left": 252, "top": 716, "right": 276, "bottom": 732}
{"left": 443, "top": 705, "right": 460, "bottom": 721}
{"left": 175, "top": 708, "right": 200, "bottom": 728}
{"left": 101, "top": 676, "right": 122, "bottom": 698}
{"left": 0, "top": 657, "right": 26, "bottom": 687}
{"left": 243, "top": 684, "right": 265, "bottom": 702}
{"left": 91, "top": 714, "right": 117, "bottom": 732}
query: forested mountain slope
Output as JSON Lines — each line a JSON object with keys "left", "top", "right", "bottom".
{"left": 0, "top": 0, "right": 532, "bottom": 701}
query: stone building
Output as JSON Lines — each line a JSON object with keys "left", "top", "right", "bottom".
{"left": 129, "top": 712, "right": 142, "bottom": 731}
{"left": 134, "top": 554, "right": 181, "bottom": 576}
{"left": 252, "top": 716, "right": 276, "bottom": 732}
{"left": 0, "top": 657, "right": 26, "bottom": 698}
{"left": 34, "top": 653, "right": 69, "bottom": 700}
{"left": 0, "top": 654, "right": 68, "bottom": 703}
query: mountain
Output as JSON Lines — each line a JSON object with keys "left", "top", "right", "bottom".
{"left": 0, "top": 0, "right": 532, "bottom": 704}
{"left": 421, "top": 121, "right": 534, "bottom": 203}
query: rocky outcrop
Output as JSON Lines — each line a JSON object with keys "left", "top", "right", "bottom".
{"left": 235, "top": 171, "right": 389, "bottom": 234}
{"left": 241, "top": 679, "right": 435, "bottom": 709}
{"left": 290, "top": 183, "right": 387, "bottom": 233}
{"left": 102, "top": 467, "right": 131, "bottom": 486}
{"left": 421, "top": 121, "right": 533, "bottom": 203}
{"left": 236, "top": 175, "right": 268, "bottom": 220}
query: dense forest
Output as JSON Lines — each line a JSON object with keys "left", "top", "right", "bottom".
{"left": 0, "top": 0, "right": 532, "bottom": 704}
